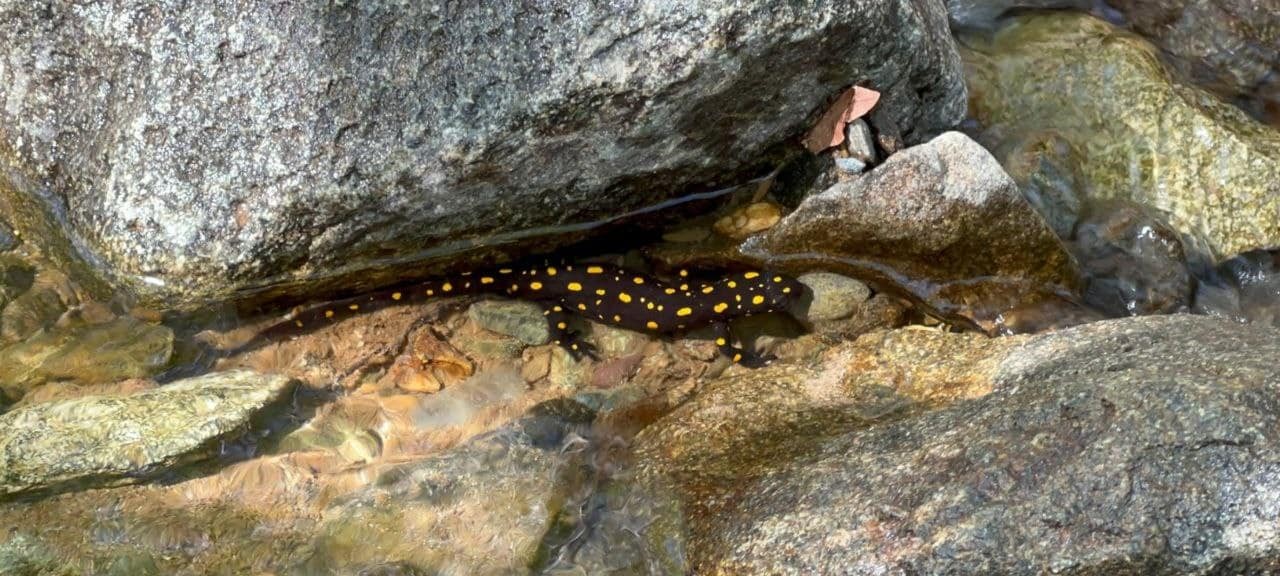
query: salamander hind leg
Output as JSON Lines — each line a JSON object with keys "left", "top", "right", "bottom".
{"left": 545, "top": 305, "right": 599, "bottom": 362}
{"left": 712, "top": 322, "right": 776, "bottom": 368}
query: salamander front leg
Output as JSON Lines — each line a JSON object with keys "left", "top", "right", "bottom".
{"left": 712, "top": 322, "right": 775, "bottom": 368}
{"left": 544, "top": 305, "right": 599, "bottom": 362}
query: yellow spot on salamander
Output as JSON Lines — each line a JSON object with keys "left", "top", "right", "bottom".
{"left": 571, "top": 343, "right": 579, "bottom": 350}
{"left": 426, "top": 289, "right": 435, "bottom": 296}
{"left": 568, "top": 282, "right": 583, "bottom": 291}
{"left": 595, "top": 288, "right": 606, "bottom": 296}
{"left": 714, "top": 302, "right": 728, "bottom": 313}
{"left": 595, "top": 299, "right": 602, "bottom": 306}
{"left": 664, "top": 288, "right": 676, "bottom": 295}
{"left": 618, "top": 292, "right": 632, "bottom": 303}
{"left": 587, "top": 266, "right": 604, "bottom": 274}
{"left": 657, "top": 305, "right": 664, "bottom": 311}
{"left": 646, "top": 302, "right": 655, "bottom": 310}
{"left": 442, "top": 282, "right": 453, "bottom": 292}
{"left": 530, "top": 281, "right": 543, "bottom": 290}
{"left": 676, "top": 307, "right": 693, "bottom": 317}
{"left": 782, "top": 287, "right": 792, "bottom": 294}
{"left": 480, "top": 276, "right": 494, "bottom": 284}
{"left": 499, "top": 268, "right": 513, "bottom": 274}
{"left": 633, "top": 277, "right": 644, "bottom": 284}
{"left": 613, "top": 314, "right": 621, "bottom": 322}
{"left": 546, "top": 267, "right": 557, "bottom": 275}
{"left": 295, "top": 320, "right": 303, "bottom": 327}
{"left": 324, "top": 310, "right": 335, "bottom": 318}
{"left": 735, "top": 294, "right": 742, "bottom": 302}
{"left": 679, "top": 269, "right": 688, "bottom": 277}
{"left": 701, "top": 286, "right": 714, "bottom": 294}
{"left": 752, "top": 295, "right": 765, "bottom": 305}
{"left": 553, "top": 305, "right": 563, "bottom": 312}
{"left": 727, "top": 280, "right": 737, "bottom": 288}
{"left": 646, "top": 320, "right": 659, "bottom": 330}
{"left": 733, "top": 353, "right": 742, "bottom": 363}
{"left": 578, "top": 303, "right": 587, "bottom": 310}
{"left": 348, "top": 304, "right": 360, "bottom": 310}
{"left": 773, "top": 276, "right": 783, "bottom": 282}
{"left": 391, "top": 292, "right": 402, "bottom": 301}
{"left": 557, "top": 322, "right": 567, "bottom": 329}
{"left": 715, "top": 337, "right": 727, "bottom": 346}
{"left": 744, "top": 271, "right": 760, "bottom": 279}
{"left": 680, "top": 283, "right": 689, "bottom": 291}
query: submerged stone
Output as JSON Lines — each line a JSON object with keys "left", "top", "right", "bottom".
{"left": 0, "top": 370, "right": 293, "bottom": 497}
{"left": 964, "top": 12, "right": 1280, "bottom": 256}
{"left": 0, "top": 316, "right": 174, "bottom": 402}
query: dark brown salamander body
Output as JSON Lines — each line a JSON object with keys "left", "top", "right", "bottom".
{"left": 255, "top": 263, "right": 806, "bottom": 366}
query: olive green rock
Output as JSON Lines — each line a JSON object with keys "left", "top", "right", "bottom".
{"left": 963, "top": 12, "right": 1280, "bottom": 256}
{"left": 0, "top": 369, "right": 293, "bottom": 497}
{"left": 0, "top": 317, "right": 174, "bottom": 402}
{"left": 467, "top": 299, "right": 550, "bottom": 346}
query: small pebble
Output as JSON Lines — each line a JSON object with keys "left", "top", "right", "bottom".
{"left": 844, "top": 118, "right": 877, "bottom": 164}
{"left": 713, "top": 202, "right": 782, "bottom": 240}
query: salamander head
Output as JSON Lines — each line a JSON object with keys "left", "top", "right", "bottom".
{"left": 760, "top": 272, "right": 807, "bottom": 311}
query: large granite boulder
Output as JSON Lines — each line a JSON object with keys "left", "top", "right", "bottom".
{"left": 612, "top": 315, "right": 1280, "bottom": 573}
{"left": 0, "top": 0, "right": 966, "bottom": 308}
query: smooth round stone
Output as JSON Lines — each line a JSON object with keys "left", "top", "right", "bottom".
{"left": 798, "top": 272, "right": 871, "bottom": 322}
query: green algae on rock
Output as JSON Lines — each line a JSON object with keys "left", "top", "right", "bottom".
{"left": 0, "top": 369, "right": 293, "bottom": 498}
{"left": 0, "top": 316, "right": 174, "bottom": 403}
{"left": 963, "top": 12, "right": 1280, "bottom": 257}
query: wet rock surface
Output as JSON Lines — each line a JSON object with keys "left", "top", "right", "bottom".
{"left": 746, "top": 131, "right": 1079, "bottom": 329}
{"left": 0, "top": 0, "right": 966, "bottom": 307}
{"left": 1106, "top": 0, "right": 1280, "bottom": 123}
{"left": 626, "top": 315, "right": 1280, "bottom": 573}
{"left": 0, "top": 316, "right": 174, "bottom": 403}
{"left": 0, "top": 369, "right": 293, "bottom": 498}
{"left": 963, "top": 12, "right": 1280, "bottom": 256}
{"left": 1197, "top": 248, "right": 1280, "bottom": 326}
{"left": 1069, "top": 201, "right": 1199, "bottom": 317}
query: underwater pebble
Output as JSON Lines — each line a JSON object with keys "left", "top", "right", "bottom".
{"left": 713, "top": 202, "right": 782, "bottom": 240}
{"left": 466, "top": 300, "right": 550, "bottom": 346}
{"left": 797, "top": 272, "right": 872, "bottom": 322}
{"left": 0, "top": 369, "right": 293, "bottom": 497}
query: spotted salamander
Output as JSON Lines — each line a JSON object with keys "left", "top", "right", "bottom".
{"left": 254, "top": 263, "right": 806, "bottom": 367}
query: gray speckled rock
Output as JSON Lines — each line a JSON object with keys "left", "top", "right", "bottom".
{"left": 0, "top": 0, "right": 966, "bottom": 308}
{"left": 746, "top": 131, "right": 1079, "bottom": 329}
{"left": 0, "top": 369, "right": 293, "bottom": 498}
{"left": 626, "top": 315, "right": 1280, "bottom": 573}
{"left": 964, "top": 12, "right": 1280, "bottom": 256}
